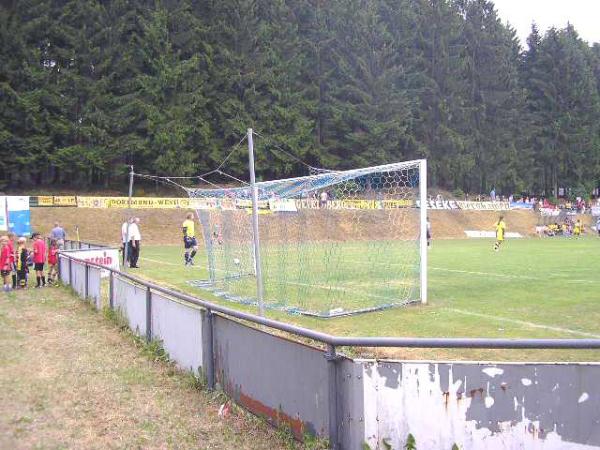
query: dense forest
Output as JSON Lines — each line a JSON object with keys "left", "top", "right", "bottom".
{"left": 0, "top": 0, "right": 599, "bottom": 197}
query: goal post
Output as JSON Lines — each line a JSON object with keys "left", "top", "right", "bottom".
{"left": 188, "top": 158, "right": 428, "bottom": 317}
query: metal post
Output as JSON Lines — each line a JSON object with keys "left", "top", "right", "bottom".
{"left": 145, "top": 286, "right": 152, "bottom": 342}
{"left": 325, "top": 344, "right": 339, "bottom": 449}
{"left": 247, "top": 128, "right": 265, "bottom": 316}
{"left": 57, "top": 254, "right": 62, "bottom": 281}
{"left": 124, "top": 165, "right": 134, "bottom": 272}
{"left": 109, "top": 271, "right": 114, "bottom": 309}
{"left": 419, "top": 159, "right": 428, "bottom": 304}
{"left": 205, "top": 309, "right": 215, "bottom": 390}
{"left": 85, "top": 264, "right": 89, "bottom": 299}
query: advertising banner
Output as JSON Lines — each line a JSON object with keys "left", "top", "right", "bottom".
{"left": 539, "top": 208, "right": 561, "bottom": 217}
{"left": 7, "top": 196, "right": 31, "bottom": 237}
{"left": 0, "top": 196, "right": 7, "bottom": 231}
{"left": 77, "top": 196, "right": 192, "bottom": 209}
{"left": 510, "top": 201, "right": 534, "bottom": 210}
{"left": 457, "top": 201, "right": 510, "bottom": 211}
{"left": 63, "top": 248, "right": 120, "bottom": 277}
{"left": 269, "top": 199, "right": 298, "bottom": 212}
{"left": 592, "top": 206, "right": 600, "bottom": 217}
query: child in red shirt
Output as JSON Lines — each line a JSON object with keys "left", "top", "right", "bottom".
{"left": 32, "top": 233, "right": 47, "bottom": 288}
{"left": 7, "top": 232, "right": 16, "bottom": 289}
{"left": 0, "top": 236, "right": 12, "bottom": 292}
{"left": 47, "top": 239, "right": 59, "bottom": 285}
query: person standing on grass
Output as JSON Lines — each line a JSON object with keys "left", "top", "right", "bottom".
{"left": 47, "top": 239, "right": 59, "bottom": 285}
{"left": 0, "top": 236, "right": 12, "bottom": 292}
{"left": 128, "top": 218, "right": 141, "bottom": 268}
{"left": 493, "top": 216, "right": 506, "bottom": 252}
{"left": 7, "top": 232, "right": 17, "bottom": 289}
{"left": 15, "top": 237, "right": 29, "bottom": 288}
{"left": 50, "top": 222, "right": 66, "bottom": 249}
{"left": 182, "top": 212, "right": 198, "bottom": 266}
{"left": 32, "top": 232, "right": 47, "bottom": 287}
{"left": 597, "top": 216, "right": 600, "bottom": 237}
{"left": 121, "top": 217, "right": 132, "bottom": 265}
{"left": 426, "top": 216, "right": 432, "bottom": 249}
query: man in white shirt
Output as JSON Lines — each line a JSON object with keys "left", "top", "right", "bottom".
{"left": 121, "top": 218, "right": 132, "bottom": 265}
{"left": 128, "top": 218, "right": 141, "bottom": 268}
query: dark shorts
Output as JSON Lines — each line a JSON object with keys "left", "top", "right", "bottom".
{"left": 34, "top": 263, "right": 45, "bottom": 271}
{"left": 1, "top": 270, "right": 10, "bottom": 277}
{"left": 184, "top": 236, "right": 198, "bottom": 249}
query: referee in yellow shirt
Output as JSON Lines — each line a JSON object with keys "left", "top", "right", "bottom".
{"left": 182, "top": 212, "right": 199, "bottom": 266}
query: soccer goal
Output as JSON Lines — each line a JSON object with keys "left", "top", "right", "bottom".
{"left": 187, "top": 158, "right": 427, "bottom": 317}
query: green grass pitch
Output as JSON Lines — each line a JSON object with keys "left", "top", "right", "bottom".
{"left": 134, "top": 237, "right": 600, "bottom": 361}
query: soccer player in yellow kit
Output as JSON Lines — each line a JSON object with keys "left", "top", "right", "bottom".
{"left": 182, "top": 212, "right": 199, "bottom": 266}
{"left": 494, "top": 216, "right": 506, "bottom": 252}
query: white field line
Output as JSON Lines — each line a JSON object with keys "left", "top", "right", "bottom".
{"left": 448, "top": 308, "right": 600, "bottom": 339}
{"left": 430, "top": 266, "right": 600, "bottom": 284}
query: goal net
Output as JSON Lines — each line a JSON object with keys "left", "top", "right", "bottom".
{"left": 187, "top": 159, "right": 427, "bottom": 317}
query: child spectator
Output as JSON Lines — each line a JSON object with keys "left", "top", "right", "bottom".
{"left": 47, "top": 239, "right": 59, "bottom": 285}
{"left": 1, "top": 236, "right": 12, "bottom": 292}
{"left": 32, "top": 232, "right": 47, "bottom": 287}
{"left": 7, "top": 232, "right": 16, "bottom": 289}
{"left": 15, "top": 237, "right": 29, "bottom": 288}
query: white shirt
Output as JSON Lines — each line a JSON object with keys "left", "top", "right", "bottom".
{"left": 121, "top": 222, "right": 128, "bottom": 243}
{"left": 129, "top": 223, "right": 141, "bottom": 241}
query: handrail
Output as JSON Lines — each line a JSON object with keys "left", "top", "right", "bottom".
{"left": 58, "top": 251, "right": 600, "bottom": 350}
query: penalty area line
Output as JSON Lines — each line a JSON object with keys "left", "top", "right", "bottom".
{"left": 448, "top": 308, "right": 600, "bottom": 339}
{"left": 430, "top": 266, "right": 600, "bottom": 284}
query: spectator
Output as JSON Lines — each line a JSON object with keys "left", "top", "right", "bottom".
{"left": 597, "top": 216, "right": 600, "bottom": 237}
{"left": 128, "top": 217, "right": 141, "bottom": 268}
{"left": 50, "top": 222, "right": 67, "bottom": 249}
{"left": 121, "top": 217, "right": 132, "bottom": 265}
{"left": 319, "top": 191, "right": 328, "bottom": 208}
{"left": 490, "top": 188, "right": 496, "bottom": 201}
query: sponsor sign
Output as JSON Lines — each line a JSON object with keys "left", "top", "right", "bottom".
{"left": 539, "top": 208, "right": 561, "bottom": 217}
{"left": 510, "top": 201, "right": 534, "bottom": 210}
{"left": 592, "top": 206, "right": 600, "bottom": 217}
{"left": 64, "top": 248, "right": 120, "bottom": 277}
{"left": 189, "top": 197, "right": 218, "bottom": 210}
{"left": 54, "top": 196, "right": 77, "bottom": 206}
{"left": 457, "top": 201, "right": 510, "bottom": 211}
{"left": 0, "top": 197, "right": 7, "bottom": 231}
{"left": 269, "top": 199, "right": 298, "bottom": 212}
{"left": 77, "top": 196, "right": 193, "bottom": 209}
{"left": 465, "top": 230, "right": 523, "bottom": 238}
{"left": 7, "top": 196, "right": 31, "bottom": 237}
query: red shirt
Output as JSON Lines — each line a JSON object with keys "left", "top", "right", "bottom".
{"left": 0, "top": 246, "right": 11, "bottom": 271}
{"left": 48, "top": 246, "right": 58, "bottom": 265}
{"left": 33, "top": 239, "right": 47, "bottom": 264}
{"left": 8, "top": 241, "right": 15, "bottom": 264}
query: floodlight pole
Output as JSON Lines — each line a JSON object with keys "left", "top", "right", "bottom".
{"left": 248, "top": 128, "right": 265, "bottom": 316}
{"left": 419, "top": 159, "right": 428, "bottom": 304}
{"left": 124, "top": 165, "right": 134, "bottom": 272}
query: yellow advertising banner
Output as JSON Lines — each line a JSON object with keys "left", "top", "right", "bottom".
{"left": 37, "top": 196, "right": 55, "bottom": 206}
{"left": 76, "top": 197, "right": 193, "bottom": 209}
{"left": 53, "top": 196, "right": 77, "bottom": 206}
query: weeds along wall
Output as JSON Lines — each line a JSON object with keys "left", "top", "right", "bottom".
{"left": 58, "top": 245, "right": 600, "bottom": 450}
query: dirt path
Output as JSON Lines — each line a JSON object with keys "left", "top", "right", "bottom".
{"left": 0, "top": 288, "right": 302, "bottom": 450}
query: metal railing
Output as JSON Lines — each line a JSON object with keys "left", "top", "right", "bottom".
{"left": 57, "top": 248, "right": 600, "bottom": 449}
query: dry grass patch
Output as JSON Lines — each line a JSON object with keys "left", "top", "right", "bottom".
{"left": 0, "top": 288, "right": 312, "bottom": 449}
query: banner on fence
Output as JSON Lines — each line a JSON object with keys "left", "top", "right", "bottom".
{"left": 592, "top": 206, "right": 600, "bottom": 217}
{"left": 456, "top": 201, "right": 510, "bottom": 211}
{"left": 7, "top": 196, "right": 31, "bottom": 236}
{"left": 0, "top": 197, "right": 7, "bottom": 231}
{"left": 269, "top": 199, "right": 298, "bottom": 212}
{"left": 539, "top": 207, "right": 561, "bottom": 217}
{"left": 77, "top": 196, "right": 192, "bottom": 209}
{"left": 64, "top": 248, "right": 120, "bottom": 277}
{"left": 510, "top": 201, "right": 534, "bottom": 210}
{"left": 465, "top": 230, "right": 523, "bottom": 238}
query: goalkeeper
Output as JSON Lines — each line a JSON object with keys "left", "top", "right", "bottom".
{"left": 493, "top": 216, "right": 506, "bottom": 252}
{"left": 182, "top": 212, "right": 198, "bottom": 266}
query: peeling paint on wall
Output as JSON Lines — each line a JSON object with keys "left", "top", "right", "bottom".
{"left": 360, "top": 361, "right": 600, "bottom": 450}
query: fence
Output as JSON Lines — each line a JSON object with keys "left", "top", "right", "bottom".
{"left": 57, "top": 246, "right": 600, "bottom": 450}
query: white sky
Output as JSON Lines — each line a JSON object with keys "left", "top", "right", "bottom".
{"left": 492, "top": 0, "right": 600, "bottom": 47}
